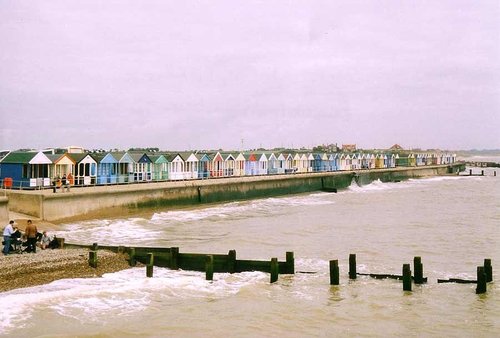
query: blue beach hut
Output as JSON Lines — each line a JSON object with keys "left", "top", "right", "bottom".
{"left": 0, "top": 151, "right": 52, "bottom": 188}
{"left": 196, "top": 153, "right": 211, "bottom": 179}
{"left": 96, "top": 153, "right": 119, "bottom": 184}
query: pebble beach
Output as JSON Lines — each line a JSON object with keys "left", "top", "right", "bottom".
{"left": 0, "top": 248, "right": 132, "bottom": 293}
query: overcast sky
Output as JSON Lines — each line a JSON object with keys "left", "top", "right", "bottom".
{"left": 1, "top": 0, "right": 499, "bottom": 151}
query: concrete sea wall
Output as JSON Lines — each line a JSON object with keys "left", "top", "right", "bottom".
{"left": 0, "top": 197, "right": 9, "bottom": 225}
{"left": 4, "top": 164, "right": 463, "bottom": 222}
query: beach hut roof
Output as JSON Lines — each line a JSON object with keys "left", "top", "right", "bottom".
{"left": 0, "top": 151, "right": 36, "bottom": 164}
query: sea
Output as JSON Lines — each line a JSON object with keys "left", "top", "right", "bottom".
{"left": 1, "top": 157, "right": 499, "bottom": 337}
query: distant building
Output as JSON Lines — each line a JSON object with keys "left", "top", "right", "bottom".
{"left": 67, "top": 146, "right": 85, "bottom": 154}
{"left": 389, "top": 144, "right": 404, "bottom": 151}
{"left": 342, "top": 144, "right": 356, "bottom": 152}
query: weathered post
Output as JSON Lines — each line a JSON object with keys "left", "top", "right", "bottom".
{"left": 481, "top": 170, "right": 484, "bottom": 176}
{"left": 205, "top": 255, "right": 214, "bottom": 281}
{"left": 270, "top": 258, "right": 279, "bottom": 283}
{"left": 330, "top": 259, "right": 339, "bottom": 285}
{"left": 413, "top": 256, "right": 424, "bottom": 284}
{"left": 171, "top": 247, "right": 179, "bottom": 270}
{"left": 146, "top": 252, "right": 154, "bottom": 278}
{"left": 484, "top": 259, "right": 493, "bottom": 283}
{"left": 91, "top": 243, "right": 98, "bottom": 251}
{"left": 349, "top": 254, "right": 357, "bottom": 279}
{"left": 129, "top": 247, "right": 136, "bottom": 267}
{"left": 476, "top": 266, "right": 487, "bottom": 294}
{"left": 89, "top": 251, "right": 97, "bottom": 268}
{"left": 228, "top": 250, "right": 236, "bottom": 273}
{"left": 286, "top": 251, "right": 295, "bottom": 274}
{"left": 57, "top": 237, "right": 65, "bottom": 249}
{"left": 403, "top": 264, "right": 412, "bottom": 291}
{"left": 469, "top": 169, "right": 472, "bottom": 176}
{"left": 494, "top": 171, "right": 496, "bottom": 177}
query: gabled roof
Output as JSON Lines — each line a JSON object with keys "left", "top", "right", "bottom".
{"left": 148, "top": 154, "right": 168, "bottom": 163}
{"left": 46, "top": 153, "right": 76, "bottom": 165}
{"left": 68, "top": 153, "right": 98, "bottom": 163}
{"left": 0, "top": 151, "right": 36, "bottom": 164}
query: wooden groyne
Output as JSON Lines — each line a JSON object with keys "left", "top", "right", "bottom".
{"left": 66, "top": 242, "right": 493, "bottom": 294}
{"left": 66, "top": 242, "right": 294, "bottom": 283}
{"left": 3, "top": 164, "right": 465, "bottom": 222}
{"left": 465, "top": 161, "right": 500, "bottom": 168}
{"left": 465, "top": 169, "right": 497, "bottom": 177}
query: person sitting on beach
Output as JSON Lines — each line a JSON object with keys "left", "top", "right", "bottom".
{"left": 48, "top": 235, "right": 60, "bottom": 249}
{"left": 40, "top": 231, "right": 51, "bottom": 250}
{"left": 2, "top": 220, "right": 16, "bottom": 255}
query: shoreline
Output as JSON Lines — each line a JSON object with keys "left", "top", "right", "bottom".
{"left": 0, "top": 248, "right": 133, "bottom": 293}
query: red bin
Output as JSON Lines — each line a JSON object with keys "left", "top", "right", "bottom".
{"left": 4, "top": 177, "right": 13, "bottom": 188}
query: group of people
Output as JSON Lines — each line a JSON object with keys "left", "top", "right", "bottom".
{"left": 52, "top": 174, "right": 72, "bottom": 193}
{"left": 2, "top": 220, "right": 59, "bottom": 255}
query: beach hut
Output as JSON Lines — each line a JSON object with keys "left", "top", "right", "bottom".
{"left": 168, "top": 153, "right": 186, "bottom": 180}
{"left": 112, "top": 152, "right": 134, "bottom": 183}
{"left": 312, "top": 154, "right": 322, "bottom": 172}
{"left": 256, "top": 153, "right": 268, "bottom": 175}
{"left": 233, "top": 153, "right": 246, "bottom": 177}
{"left": 68, "top": 153, "right": 97, "bottom": 186}
{"left": 210, "top": 152, "right": 224, "bottom": 178}
{"left": 179, "top": 152, "right": 198, "bottom": 179}
{"left": 327, "top": 153, "right": 335, "bottom": 171}
{"left": 267, "top": 153, "right": 279, "bottom": 174}
{"left": 221, "top": 153, "right": 235, "bottom": 177}
{"left": 0, "top": 151, "right": 52, "bottom": 188}
{"left": 244, "top": 153, "right": 259, "bottom": 176}
{"left": 47, "top": 153, "right": 76, "bottom": 181}
{"left": 148, "top": 154, "right": 169, "bottom": 181}
{"left": 276, "top": 153, "right": 286, "bottom": 174}
{"left": 351, "top": 153, "right": 360, "bottom": 170}
{"left": 196, "top": 153, "right": 211, "bottom": 179}
{"left": 128, "top": 152, "right": 153, "bottom": 182}
{"left": 282, "top": 153, "right": 293, "bottom": 173}
{"left": 96, "top": 152, "right": 119, "bottom": 184}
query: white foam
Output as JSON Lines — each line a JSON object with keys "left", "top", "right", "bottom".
{"left": 0, "top": 268, "right": 268, "bottom": 335}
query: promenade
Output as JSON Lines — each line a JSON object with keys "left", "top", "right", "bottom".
{"left": 2, "top": 164, "right": 464, "bottom": 224}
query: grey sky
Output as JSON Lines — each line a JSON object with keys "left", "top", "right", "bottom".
{"left": 1, "top": 0, "right": 499, "bottom": 151}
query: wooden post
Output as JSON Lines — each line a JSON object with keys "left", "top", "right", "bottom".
{"left": 146, "top": 253, "right": 154, "bottom": 278}
{"left": 205, "top": 255, "right": 214, "bottom": 281}
{"left": 476, "top": 266, "right": 487, "bottom": 294}
{"left": 270, "top": 258, "right": 279, "bottom": 283}
{"left": 57, "top": 237, "right": 65, "bottom": 249}
{"left": 89, "top": 251, "right": 97, "bottom": 268}
{"left": 349, "top": 254, "right": 356, "bottom": 279}
{"left": 91, "top": 243, "right": 98, "bottom": 251}
{"left": 171, "top": 247, "right": 179, "bottom": 270}
{"left": 330, "top": 260, "right": 339, "bottom": 285}
{"left": 129, "top": 248, "right": 136, "bottom": 267}
{"left": 228, "top": 250, "right": 236, "bottom": 273}
{"left": 413, "top": 256, "right": 424, "bottom": 284}
{"left": 469, "top": 169, "right": 472, "bottom": 176}
{"left": 286, "top": 251, "right": 295, "bottom": 274}
{"left": 494, "top": 171, "right": 496, "bottom": 177}
{"left": 481, "top": 170, "right": 484, "bottom": 176}
{"left": 403, "top": 264, "right": 412, "bottom": 291}
{"left": 484, "top": 259, "right": 493, "bottom": 283}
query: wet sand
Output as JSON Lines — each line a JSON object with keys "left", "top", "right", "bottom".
{"left": 0, "top": 248, "right": 133, "bottom": 293}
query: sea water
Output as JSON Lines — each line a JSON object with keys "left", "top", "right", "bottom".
{"left": 1, "top": 164, "right": 499, "bottom": 337}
